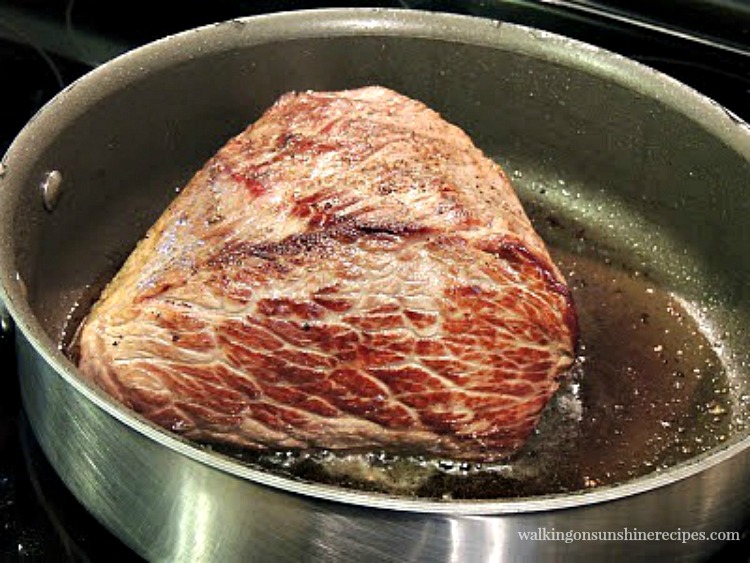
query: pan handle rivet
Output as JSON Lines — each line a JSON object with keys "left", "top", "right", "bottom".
{"left": 0, "top": 303, "right": 12, "bottom": 335}
{"left": 41, "top": 170, "right": 63, "bottom": 212}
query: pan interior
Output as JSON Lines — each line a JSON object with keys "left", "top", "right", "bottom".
{"left": 5, "top": 26, "right": 749, "bottom": 501}
{"left": 87, "top": 173, "right": 737, "bottom": 501}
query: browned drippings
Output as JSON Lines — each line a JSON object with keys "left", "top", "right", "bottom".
{"left": 542, "top": 249, "right": 732, "bottom": 493}
{"left": 61, "top": 241, "right": 735, "bottom": 501}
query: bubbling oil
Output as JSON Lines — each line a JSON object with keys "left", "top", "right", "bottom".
{"left": 61, "top": 239, "right": 735, "bottom": 501}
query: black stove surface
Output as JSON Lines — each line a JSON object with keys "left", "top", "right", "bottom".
{"left": 0, "top": 1, "right": 748, "bottom": 560}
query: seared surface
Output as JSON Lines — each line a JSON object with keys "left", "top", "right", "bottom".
{"left": 78, "top": 86, "right": 576, "bottom": 461}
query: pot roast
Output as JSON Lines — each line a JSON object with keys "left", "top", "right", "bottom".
{"left": 77, "top": 86, "right": 577, "bottom": 462}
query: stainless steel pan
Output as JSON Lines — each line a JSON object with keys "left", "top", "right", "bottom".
{"left": 1, "top": 8, "right": 749, "bottom": 561}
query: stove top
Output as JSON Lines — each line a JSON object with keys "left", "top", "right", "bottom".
{"left": 1, "top": 1, "right": 748, "bottom": 560}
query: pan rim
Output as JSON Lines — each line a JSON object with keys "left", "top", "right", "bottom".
{"left": 2, "top": 7, "right": 749, "bottom": 515}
